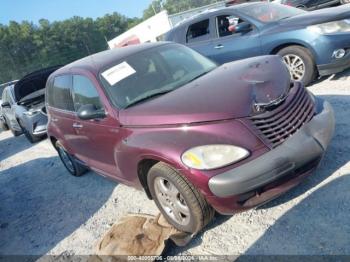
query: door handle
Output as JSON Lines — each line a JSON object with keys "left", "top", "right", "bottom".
{"left": 214, "top": 44, "right": 224, "bottom": 49}
{"left": 72, "top": 123, "right": 83, "bottom": 129}
{"left": 51, "top": 117, "right": 58, "bottom": 122}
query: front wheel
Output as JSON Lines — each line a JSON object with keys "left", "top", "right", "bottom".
{"left": 19, "top": 120, "right": 41, "bottom": 144}
{"left": 55, "top": 141, "right": 88, "bottom": 177}
{"left": 147, "top": 162, "right": 214, "bottom": 233}
{"left": 277, "top": 45, "right": 316, "bottom": 86}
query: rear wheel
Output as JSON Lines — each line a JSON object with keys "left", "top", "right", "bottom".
{"left": 147, "top": 162, "right": 214, "bottom": 233}
{"left": 0, "top": 119, "right": 9, "bottom": 131}
{"left": 55, "top": 141, "right": 88, "bottom": 177}
{"left": 277, "top": 45, "right": 316, "bottom": 86}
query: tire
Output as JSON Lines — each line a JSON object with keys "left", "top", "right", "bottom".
{"left": 10, "top": 127, "right": 22, "bottom": 137}
{"left": 147, "top": 162, "right": 214, "bottom": 233}
{"left": 277, "top": 45, "right": 316, "bottom": 86}
{"left": 55, "top": 141, "right": 88, "bottom": 177}
{"left": 0, "top": 119, "right": 9, "bottom": 131}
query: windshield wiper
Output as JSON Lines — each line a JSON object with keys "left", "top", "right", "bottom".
{"left": 124, "top": 90, "right": 173, "bottom": 109}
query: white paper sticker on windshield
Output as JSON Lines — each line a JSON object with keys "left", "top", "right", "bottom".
{"left": 102, "top": 61, "right": 136, "bottom": 85}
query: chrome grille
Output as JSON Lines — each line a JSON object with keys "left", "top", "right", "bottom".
{"left": 250, "top": 83, "right": 315, "bottom": 148}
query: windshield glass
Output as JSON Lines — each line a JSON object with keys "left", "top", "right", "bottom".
{"left": 239, "top": 3, "right": 306, "bottom": 23}
{"left": 100, "top": 44, "right": 217, "bottom": 109}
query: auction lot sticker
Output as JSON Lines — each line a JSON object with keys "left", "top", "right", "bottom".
{"left": 102, "top": 61, "right": 136, "bottom": 85}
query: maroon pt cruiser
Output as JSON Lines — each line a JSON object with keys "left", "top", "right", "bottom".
{"left": 46, "top": 42, "right": 334, "bottom": 233}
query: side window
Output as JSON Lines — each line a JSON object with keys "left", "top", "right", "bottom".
{"left": 216, "top": 15, "right": 249, "bottom": 37}
{"left": 49, "top": 75, "right": 75, "bottom": 111}
{"left": 72, "top": 75, "right": 102, "bottom": 111}
{"left": 186, "top": 19, "right": 210, "bottom": 43}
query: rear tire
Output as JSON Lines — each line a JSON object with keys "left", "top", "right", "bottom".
{"left": 277, "top": 45, "right": 316, "bottom": 86}
{"left": 55, "top": 141, "right": 88, "bottom": 177}
{"left": 0, "top": 119, "right": 9, "bottom": 131}
{"left": 147, "top": 162, "right": 214, "bottom": 233}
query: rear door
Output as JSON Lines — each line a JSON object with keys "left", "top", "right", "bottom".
{"left": 47, "top": 74, "right": 78, "bottom": 156}
{"left": 71, "top": 73, "right": 119, "bottom": 178}
{"left": 185, "top": 17, "right": 218, "bottom": 61}
{"left": 209, "top": 12, "right": 262, "bottom": 64}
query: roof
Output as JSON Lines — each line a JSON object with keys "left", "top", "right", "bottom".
{"left": 170, "top": 2, "right": 261, "bottom": 28}
{"left": 53, "top": 42, "right": 170, "bottom": 76}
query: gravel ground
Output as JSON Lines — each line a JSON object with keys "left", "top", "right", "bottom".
{"left": 0, "top": 69, "right": 350, "bottom": 257}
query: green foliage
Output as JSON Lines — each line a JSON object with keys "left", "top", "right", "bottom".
{"left": 0, "top": 1, "right": 219, "bottom": 83}
{"left": 0, "top": 14, "right": 138, "bottom": 83}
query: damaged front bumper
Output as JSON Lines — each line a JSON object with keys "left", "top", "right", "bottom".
{"left": 208, "top": 99, "right": 334, "bottom": 201}
{"left": 21, "top": 110, "right": 48, "bottom": 137}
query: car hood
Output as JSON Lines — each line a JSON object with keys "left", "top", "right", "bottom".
{"left": 279, "top": 5, "right": 350, "bottom": 27}
{"left": 14, "top": 65, "right": 61, "bottom": 102}
{"left": 119, "top": 55, "right": 291, "bottom": 126}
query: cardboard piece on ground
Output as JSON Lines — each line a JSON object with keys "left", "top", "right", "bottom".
{"left": 91, "top": 213, "right": 193, "bottom": 261}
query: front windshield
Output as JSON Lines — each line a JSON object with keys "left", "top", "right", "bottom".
{"left": 100, "top": 44, "right": 217, "bottom": 109}
{"left": 239, "top": 3, "right": 306, "bottom": 23}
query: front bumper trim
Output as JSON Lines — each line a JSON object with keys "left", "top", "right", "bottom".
{"left": 317, "top": 55, "right": 350, "bottom": 76}
{"left": 208, "top": 100, "right": 335, "bottom": 198}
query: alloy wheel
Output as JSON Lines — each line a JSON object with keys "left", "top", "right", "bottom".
{"left": 283, "top": 54, "right": 306, "bottom": 81}
{"left": 154, "top": 177, "right": 191, "bottom": 226}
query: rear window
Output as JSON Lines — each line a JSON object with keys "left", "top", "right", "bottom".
{"left": 186, "top": 19, "right": 210, "bottom": 43}
{"left": 48, "top": 75, "right": 74, "bottom": 111}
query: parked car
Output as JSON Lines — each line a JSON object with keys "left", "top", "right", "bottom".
{"left": 0, "top": 80, "right": 18, "bottom": 97}
{"left": 0, "top": 80, "right": 18, "bottom": 131}
{"left": 165, "top": 3, "right": 350, "bottom": 85}
{"left": 0, "top": 66, "right": 61, "bottom": 142}
{"left": 46, "top": 42, "right": 334, "bottom": 233}
{"left": 280, "top": 0, "right": 344, "bottom": 10}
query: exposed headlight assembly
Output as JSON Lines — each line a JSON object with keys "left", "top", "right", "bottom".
{"left": 23, "top": 109, "right": 40, "bottom": 116}
{"left": 181, "top": 145, "right": 250, "bottom": 170}
{"left": 307, "top": 19, "right": 350, "bottom": 34}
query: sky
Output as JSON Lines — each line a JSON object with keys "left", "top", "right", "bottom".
{"left": 0, "top": 0, "right": 153, "bottom": 24}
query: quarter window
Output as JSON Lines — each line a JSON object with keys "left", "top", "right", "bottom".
{"left": 48, "top": 75, "right": 74, "bottom": 111}
{"left": 72, "top": 75, "right": 102, "bottom": 111}
{"left": 186, "top": 19, "right": 210, "bottom": 43}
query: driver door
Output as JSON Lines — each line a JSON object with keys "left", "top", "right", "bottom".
{"left": 71, "top": 74, "right": 120, "bottom": 178}
{"left": 210, "top": 13, "right": 262, "bottom": 64}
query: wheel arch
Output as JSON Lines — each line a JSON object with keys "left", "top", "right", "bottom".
{"left": 269, "top": 42, "right": 317, "bottom": 62}
{"left": 137, "top": 158, "right": 159, "bottom": 199}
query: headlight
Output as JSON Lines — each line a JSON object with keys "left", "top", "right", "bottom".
{"left": 307, "top": 19, "right": 350, "bottom": 34}
{"left": 181, "top": 145, "right": 249, "bottom": 170}
{"left": 23, "top": 110, "right": 40, "bottom": 116}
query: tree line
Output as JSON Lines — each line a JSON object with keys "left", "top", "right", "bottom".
{"left": 0, "top": 0, "right": 220, "bottom": 83}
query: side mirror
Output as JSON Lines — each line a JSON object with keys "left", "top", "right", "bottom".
{"left": 235, "top": 22, "right": 252, "bottom": 34}
{"left": 77, "top": 104, "right": 106, "bottom": 120}
{"left": 1, "top": 101, "right": 11, "bottom": 108}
